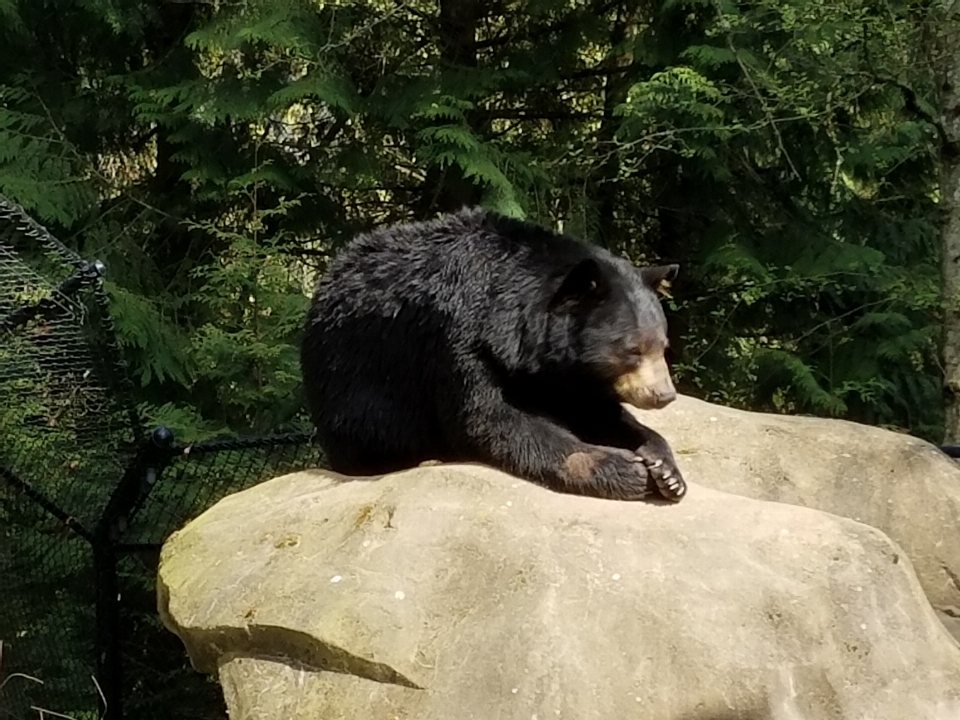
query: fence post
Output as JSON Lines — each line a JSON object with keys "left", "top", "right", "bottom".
{"left": 93, "top": 425, "right": 174, "bottom": 720}
{"left": 92, "top": 537, "right": 121, "bottom": 720}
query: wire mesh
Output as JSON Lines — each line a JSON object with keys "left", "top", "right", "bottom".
{"left": 0, "top": 196, "right": 141, "bottom": 720}
{"left": 122, "top": 436, "right": 321, "bottom": 548}
{"left": 0, "top": 481, "right": 99, "bottom": 720}
{"left": 0, "top": 198, "right": 141, "bottom": 531}
{"left": 0, "top": 196, "right": 326, "bottom": 720}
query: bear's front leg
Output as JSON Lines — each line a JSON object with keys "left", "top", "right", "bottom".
{"left": 456, "top": 394, "right": 653, "bottom": 501}
{"left": 573, "top": 405, "right": 686, "bottom": 502}
{"left": 553, "top": 443, "right": 655, "bottom": 501}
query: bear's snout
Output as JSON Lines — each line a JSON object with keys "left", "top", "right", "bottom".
{"left": 613, "top": 354, "right": 676, "bottom": 410}
{"left": 650, "top": 386, "right": 677, "bottom": 408}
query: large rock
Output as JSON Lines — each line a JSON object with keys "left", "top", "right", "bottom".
{"left": 630, "top": 395, "right": 960, "bottom": 637}
{"left": 159, "top": 465, "right": 960, "bottom": 720}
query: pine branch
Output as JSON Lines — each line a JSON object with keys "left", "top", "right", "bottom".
{"left": 867, "top": 72, "right": 948, "bottom": 149}
{"left": 723, "top": 31, "right": 801, "bottom": 180}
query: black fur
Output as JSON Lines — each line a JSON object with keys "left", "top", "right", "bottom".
{"left": 301, "top": 207, "right": 685, "bottom": 501}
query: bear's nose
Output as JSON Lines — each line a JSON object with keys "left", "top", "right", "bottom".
{"left": 653, "top": 389, "right": 677, "bottom": 408}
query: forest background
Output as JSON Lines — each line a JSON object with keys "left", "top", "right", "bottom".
{"left": 2, "top": 0, "right": 958, "bottom": 445}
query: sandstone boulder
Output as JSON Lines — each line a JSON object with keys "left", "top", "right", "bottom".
{"left": 158, "top": 465, "right": 960, "bottom": 720}
{"left": 630, "top": 395, "right": 960, "bottom": 637}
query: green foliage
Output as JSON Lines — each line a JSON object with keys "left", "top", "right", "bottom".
{"left": 609, "top": 0, "right": 942, "bottom": 437}
{"left": 0, "top": 0, "right": 945, "bottom": 442}
{"left": 0, "top": 86, "right": 96, "bottom": 226}
{"left": 108, "top": 284, "right": 191, "bottom": 387}
{"left": 180, "top": 185, "right": 310, "bottom": 435}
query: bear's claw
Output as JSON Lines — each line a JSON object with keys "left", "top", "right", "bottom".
{"left": 639, "top": 453, "right": 686, "bottom": 502}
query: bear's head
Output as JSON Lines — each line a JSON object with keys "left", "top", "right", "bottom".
{"left": 549, "top": 257, "right": 678, "bottom": 410}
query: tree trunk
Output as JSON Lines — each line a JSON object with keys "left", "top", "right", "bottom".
{"left": 940, "top": 1, "right": 960, "bottom": 442}
{"left": 594, "top": 4, "right": 641, "bottom": 247}
{"left": 417, "top": 0, "right": 483, "bottom": 217}
{"left": 146, "top": 2, "right": 198, "bottom": 282}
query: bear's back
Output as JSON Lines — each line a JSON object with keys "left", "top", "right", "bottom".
{"left": 315, "top": 208, "right": 486, "bottom": 314}
{"left": 312, "top": 208, "right": 600, "bottom": 324}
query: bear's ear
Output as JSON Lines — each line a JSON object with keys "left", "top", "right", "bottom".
{"left": 640, "top": 264, "right": 679, "bottom": 295}
{"left": 551, "top": 258, "right": 608, "bottom": 310}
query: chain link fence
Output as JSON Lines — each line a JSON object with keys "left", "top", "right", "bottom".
{"left": 0, "top": 195, "right": 324, "bottom": 720}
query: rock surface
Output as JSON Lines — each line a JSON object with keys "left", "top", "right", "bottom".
{"left": 159, "top": 465, "right": 960, "bottom": 720}
{"left": 631, "top": 395, "right": 960, "bottom": 637}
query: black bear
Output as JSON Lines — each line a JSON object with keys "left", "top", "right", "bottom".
{"left": 300, "top": 207, "right": 685, "bottom": 502}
